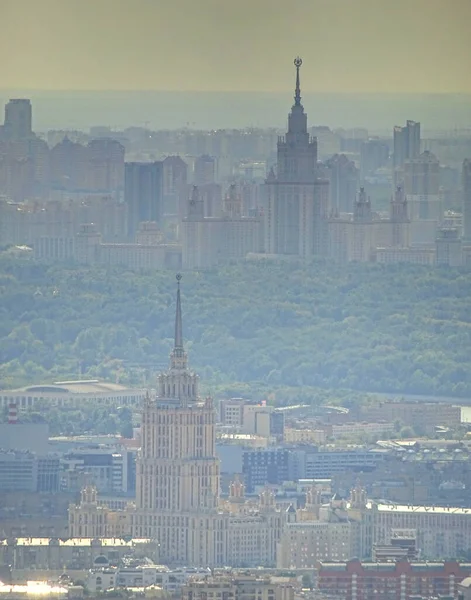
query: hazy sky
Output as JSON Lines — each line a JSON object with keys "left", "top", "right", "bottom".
{"left": 1, "top": 0, "right": 471, "bottom": 93}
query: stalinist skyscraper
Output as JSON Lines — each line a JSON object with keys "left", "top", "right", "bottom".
{"left": 264, "top": 57, "right": 329, "bottom": 256}
{"left": 134, "top": 274, "right": 222, "bottom": 564}
{"left": 133, "top": 276, "right": 284, "bottom": 567}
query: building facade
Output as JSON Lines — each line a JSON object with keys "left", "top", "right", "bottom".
{"left": 317, "top": 559, "right": 471, "bottom": 600}
{"left": 264, "top": 58, "right": 329, "bottom": 258}
{"left": 393, "top": 120, "right": 421, "bottom": 171}
{"left": 131, "top": 275, "right": 284, "bottom": 566}
{"left": 181, "top": 185, "right": 262, "bottom": 269}
{"left": 125, "top": 161, "right": 164, "bottom": 239}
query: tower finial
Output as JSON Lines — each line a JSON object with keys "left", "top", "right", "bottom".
{"left": 294, "top": 56, "right": 303, "bottom": 106}
{"left": 174, "top": 273, "right": 183, "bottom": 351}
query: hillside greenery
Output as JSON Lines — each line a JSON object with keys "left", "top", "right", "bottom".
{"left": 1, "top": 256, "right": 471, "bottom": 403}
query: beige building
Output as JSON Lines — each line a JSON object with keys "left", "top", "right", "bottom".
{"left": 277, "top": 486, "right": 362, "bottom": 569}
{"left": 0, "top": 537, "right": 157, "bottom": 570}
{"left": 182, "top": 185, "right": 262, "bottom": 269}
{"left": 69, "top": 485, "right": 133, "bottom": 538}
{"left": 328, "top": 187, "right": 411, "bottom": 264}
{"left": 359, "top": 401, "right": 461, "bottom": 435}
{"left": 182, "top": 574, "right": 294, "bottom": 600}
{"left": 369, "top": 502, "right": 471, "bottom": 559}
{"left": 74, "top": 221, "right": 182, "bottom": 270}
{"left": 0, "top": 195, "right": 127, "bottom": 249}
{"left": 130, "top": 275, "right": 284, "bottom": 566}
{"left": 284, "top": 428, "right": 327, "bottom": 445}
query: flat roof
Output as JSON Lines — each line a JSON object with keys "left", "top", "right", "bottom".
{"left": 0, "top": 538, "right": 153, "bottom": 547}
{"left": 370, "top": 502, "right": 471, "bottom": 516}
{"left": 0, "top": 582, "right": 67, "bottom": 596}
{"left": 4, "top": 380, "right": 144, "bottom": 395}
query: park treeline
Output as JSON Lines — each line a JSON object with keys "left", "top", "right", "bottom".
{"left": 0, "top": 256, "right": 470, "bottom": 399}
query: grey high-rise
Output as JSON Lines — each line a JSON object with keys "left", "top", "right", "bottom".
{"left": 264, "top": 58, "right": 329, "bottom": 257}
{"left": 124, "top": 161, "right": 163, "bottom": 239}
{"left": 3, "top": 99, "right": 32, "bottom": 140}
{"left": 393, "top": 120, "right": 421, "bottom": 169}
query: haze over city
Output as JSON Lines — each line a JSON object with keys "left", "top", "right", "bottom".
{"left": 2, "top": 0, "right": 471, "bottom": 130}
{"left": 2, "top": 0, "right": 471, "bottom": 596}
{"left": 2, "top": 0, "right": 471, "bottom": 93}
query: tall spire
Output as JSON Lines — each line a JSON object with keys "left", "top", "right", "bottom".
{"left": 294, "top": 56, "right": 302, "bottom": 106}
{"left": 174, "top": 273, "right": 183, "bottom": 352}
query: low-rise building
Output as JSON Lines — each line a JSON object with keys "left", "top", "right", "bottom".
{"left": 0, "top": 380, "right": 144, "bottom": 410}
{"left": 368, "top": 501, "right": 471, "bottom": 559}
{"left": 317, "top": 559, "right": 471, "bottom": 600}
{"left": 68, "top": 485, "right": 133, "bottom": 538}
{"left": 284, "top": 428, "right": 327, "bottom": 445}
{"left": 0, "top": 450, "right": 60, "bottom": 493}
{"left": 358, "top": 401, "right": 461, "bottom": 435}
{"left": 182, "top": 574, "right": 294, "bottom": 600}
{"left": 329, "top": 422, "right": 394, "bottom": 440}
{"left": 0, "top": 580, "right": 70, "bottom": 599}
{"left": 0, "top": 537, "right": 158, "bottom": 571}
{"left": 61, "top": 446, "right": 130, "bottom": 494}
{"left": 277, "top": 489, "right": 361, "bottom": 569}
{"left": 375, "top": 246, "right": 436, "bottom": 265}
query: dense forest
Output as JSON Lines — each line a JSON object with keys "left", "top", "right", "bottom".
{"left": 1, "top": 255, "right": 471, "bottom": 400}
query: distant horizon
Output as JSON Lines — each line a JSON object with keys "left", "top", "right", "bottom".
{"left": 2, "top": 90, "right": 471, "bottom": 96}
{"left": 1, "top": 90, "right": 470, "bottom": 135}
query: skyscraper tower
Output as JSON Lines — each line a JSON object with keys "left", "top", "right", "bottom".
{"left": 135, "top": 275, "right": 221, "bottom": 563}
{"left": 390, "top": 186, "right": 410, "bottom": 248}
{"left": 124, "top": 161, "right": 164, "bottom": 240}
{"left": 264, "top": 58, "right": 329, "bottom": 256}
{"left": 3, "top": 99, "right": 32, "bottom": 140}
{"left": 393, "top": 120, "right": 421, "bottom": 169}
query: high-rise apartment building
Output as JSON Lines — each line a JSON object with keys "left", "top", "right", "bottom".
{"left": 3, "top": 99, "right": 32, "bottom": 140}
{"left": 264, "top": 58, "right": 329, "bottom": 257}
{"left": 87, "top": 138, "right": 125, "bottom": 191}
{"left": 194, "top": 154, "right": 217, "bottom": 186}
{"left": 125, "top": 161, "right": 164, "bottom": 239}
{"left": 404, "top": 150, "right": 441, "bottom": 244}
{"left": 389, "top": 185, "right": 410, "bottom": 248}
{"left": 163, "top": 155, "right": 188, "bottom": 217}
{"left": 325, "top": 154, "right": 359, "bottom": 213}
{"left": 360, "top": 139, "right": 390, "bottom": 180}
{"left": 393, "top": 120, "right": 421, "bottom": 169}
{"left": 50, "top": 137, "right": 89, "bottom": 189}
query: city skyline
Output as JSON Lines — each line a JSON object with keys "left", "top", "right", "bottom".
{"left": 2, "top": 0, "right": 471, "bottom": 94}
{"left": 2, "top": 0, "right": 471, "bottom": 588}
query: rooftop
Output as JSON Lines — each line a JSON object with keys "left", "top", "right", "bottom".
{"left": 0, "top": 537, "right": 153, "bottom": 547}
{"left": 0, "top": 581, "right": 67, "bottom": 596}
{"left": 6, "top": 379, "right": 143, "bottom": 395}
{"left": 370, "top": 502, "right": 471, "bottom": 516}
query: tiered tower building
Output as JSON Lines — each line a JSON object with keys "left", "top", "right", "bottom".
{"left": 135, "top": 274, "right": 222, "bottom": 563}
{"left": 264, "top": 58, "right": 329, "bottom": 257}
{"left": 133, "top": 275, "right": 283, "bottom": 566}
